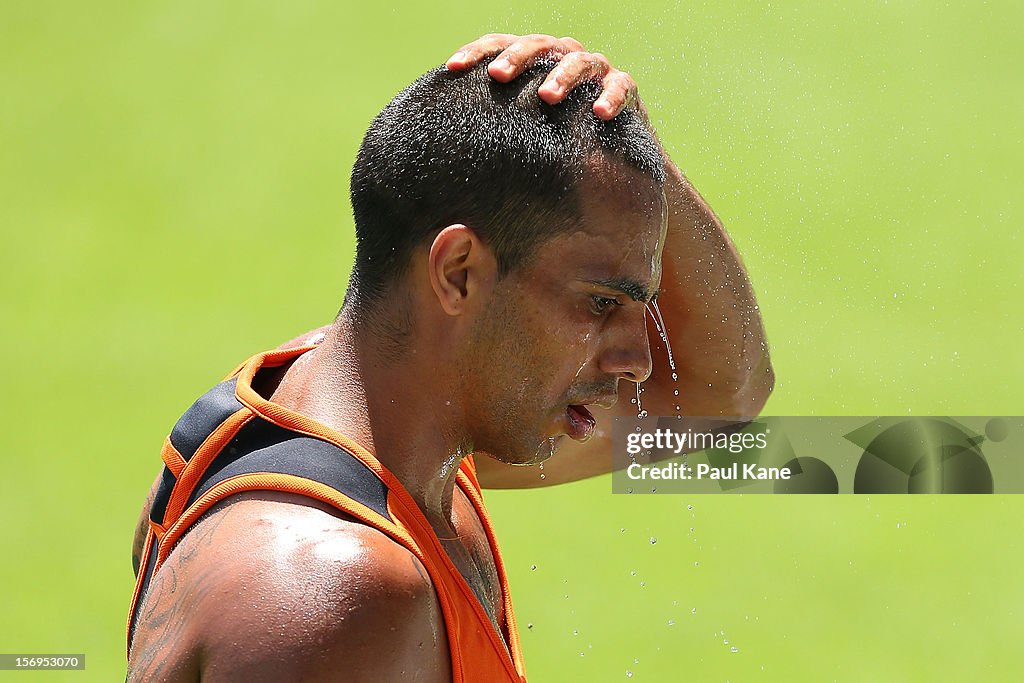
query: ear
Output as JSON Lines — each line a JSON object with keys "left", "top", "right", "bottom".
{"left": 428, "top": 225, "right": 494, "bottom": 316}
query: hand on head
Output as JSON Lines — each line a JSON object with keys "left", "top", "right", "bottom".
{"left": 445, "top": 33, "right": 638, "bottom": 121}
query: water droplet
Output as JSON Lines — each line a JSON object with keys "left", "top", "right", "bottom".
{"left": 687, "top": 504, "right": 693, "bottom": 510}
{"left": 730, "top": 646, "right": 739, "bottom": 653}
{"left": 640, "top": 581, "right": 646, "bottom": 587}
{"left": 650, "top": 537, "right": 657, "bottom": 545}
{"left": 626, "top": 671, "right": 633, "bottom": 678}
{"left": 691, "top": 607, "right": 697, "bottom": 614}
{"left": 528, "top": 623, "right": 534, "bottom": 630}
{"left": 540, "top": 473, "right": 546, "bottom": 480}
{"left": 531, "top": 564, "right": 537, "bottom": 571}
{"left": 620, "top": 527, "right": 626, "bottom": 533}
{"left": 694, "top": 561, "right": 700, "bottom": 567}
{"left": 573, "top": 629, "right": 579, "bottom": 636}
{"left": 630, "top": 570, "right": 637, "bottom": 576}
{"left": 673, "top": 389, "right": 679, "bottom": 396}
{"left": 668, "top": 619, "right": 675, "bottom": 626}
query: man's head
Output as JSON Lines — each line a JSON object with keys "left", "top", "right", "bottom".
{"left": 346, "top": 59, "right": 667, "bottom": 464}
{"left": 348, "top": 58, "right": 664, "bottom": 312}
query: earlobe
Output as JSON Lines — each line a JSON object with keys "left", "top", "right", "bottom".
{"left": 428, "top": 225, "right": 488, "bottom": 316}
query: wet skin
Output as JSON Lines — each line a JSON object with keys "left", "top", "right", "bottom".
{"left": 457, "top": 159, "right": 667, "bottom": 467}
{"left": 128, "top": 32, "right": 771, "bottom": 682}
{"left": 128, "top": 162, "right": 665, "bottom": 683}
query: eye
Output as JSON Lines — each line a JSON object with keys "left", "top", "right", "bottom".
{"left": 590, "top": 295, "right": 621, "bottom": 315}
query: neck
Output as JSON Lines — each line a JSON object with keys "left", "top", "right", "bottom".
{"left": 270, "top": 311, "right": 467, "bottom": 526}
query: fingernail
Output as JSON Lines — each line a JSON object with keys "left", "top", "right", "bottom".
{"left": 493, "top": 57, "right": 512, "bottom": 71}
{"left": 448, "top": 51, "right": 466, "bottom": 64}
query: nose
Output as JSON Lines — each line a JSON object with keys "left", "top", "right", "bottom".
{"left": 597, "top": 306, "right": 653, "bottom": 384}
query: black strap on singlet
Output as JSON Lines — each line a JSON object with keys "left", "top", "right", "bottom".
{"left": 129, "top": 377, "right": 392, "bottom": 649}
{"left": 150, "top": 379, "right": 242, "bottom": 526}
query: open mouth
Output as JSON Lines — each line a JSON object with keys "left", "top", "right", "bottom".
{"left": 565, "top": 404, "right": 597, "bottom": 442}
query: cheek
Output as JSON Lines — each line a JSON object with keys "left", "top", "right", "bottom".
{"left": 538, "top": 326, "right": 597, "bottom": 385}
{"left": 507, "top": 294, "right": 597, "bottom": 385}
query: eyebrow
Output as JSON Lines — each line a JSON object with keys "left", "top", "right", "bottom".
{"left": 586, "top": 278, "right": 661, "bottom": 304}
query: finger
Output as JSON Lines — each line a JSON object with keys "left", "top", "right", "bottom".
{"left": 537, "top": 51, "right": 612, "bottom": 105}
{"left": 557, "top": 36, "right": 586, "bottom": 53}
{"left": 487, "top": 34, "right": 567, "bottom": 82}
{"left": 446, "top": 33, "right": 519, "bottom": 71}
{"left": 593, "top": 70, "right": 637, "bottom": 120}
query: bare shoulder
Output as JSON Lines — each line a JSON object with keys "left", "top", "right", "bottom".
{"left": 128, "top": 491, "right": 450, "bottom": 683}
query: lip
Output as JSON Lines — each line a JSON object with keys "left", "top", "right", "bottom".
{"left": 565, "top": 404, "right": 597, "bottom": 442}
{"left": 557, "top": 393, "right": 617, "bottom": 442}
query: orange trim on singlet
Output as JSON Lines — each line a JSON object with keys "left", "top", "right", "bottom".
{"left": 126, "top": 529, "right": 155, "bottom": 656}
{"left": 161, "top": 409, "right": 253, "bottom": 525}
{"left": 159, "top": 438, "right": 186, "bottom": 477}
{"left": 131, "top": 346, "right": 525, "bottom": 681}
{"left": 457, "top": 465, "right": 526, "bottom": 674}
{"left": 231, "top": 348, "right": 525, "bottom": 682}
{"left": 149, "top": 520, "right": 167, "bottom": 541}
{"left": 460, "top": 454, "right": 482, "bottom": 490}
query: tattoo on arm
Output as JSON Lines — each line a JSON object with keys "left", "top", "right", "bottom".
{"left": 127, "top": 509, "right": 231, "bottom": 681}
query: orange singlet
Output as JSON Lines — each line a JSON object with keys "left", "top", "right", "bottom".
{"left": 128, "top": 346, "right": 527, "bottom": 682}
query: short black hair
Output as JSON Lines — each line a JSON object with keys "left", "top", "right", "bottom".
{"left": 347, "top": 58, "right": 664, "bottom": 311}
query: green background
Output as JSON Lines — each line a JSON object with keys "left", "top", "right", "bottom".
{"left": 2, "top": 0, "right": 1021, "bottom": 680}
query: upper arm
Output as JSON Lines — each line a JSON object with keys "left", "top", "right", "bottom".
{"left": 128, "top": 492, "right": 450, "bottom": 683}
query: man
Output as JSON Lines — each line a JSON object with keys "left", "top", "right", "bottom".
{"left": 127, "top": 33, "right": 772, "bottom": 682}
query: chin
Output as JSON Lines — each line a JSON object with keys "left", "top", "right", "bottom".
{"left": 523, "top": 436, "right": 561, "bottom": 465}
{"left": 487, "top": 436, "right": 561, "bottom": 467}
